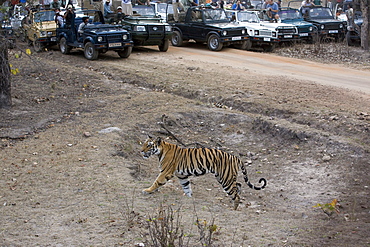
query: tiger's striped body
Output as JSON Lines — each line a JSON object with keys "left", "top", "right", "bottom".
{"left": 141, "top": 136, "right": 267, "bottom": 210}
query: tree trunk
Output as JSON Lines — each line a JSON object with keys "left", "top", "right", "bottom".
{"left": 0, "top": 36, "right": 12, "bottom": 108}
{"left": 360, "top": 0, "right": 369, "bottom": 50}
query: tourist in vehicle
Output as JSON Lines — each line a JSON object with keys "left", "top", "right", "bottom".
{"left": 64, "top": 4, "right": 75, "bottom": 27}
{"left": 78, "top": 16, "right": 89, "bottom": 34}
{"left": 301, "top": 0, "right": 315, "bottom": 16}
{"left": 104, "top": 0, "right": 114, "bottom": 18}
{"left": 122, "top": 0, "right": 133, "bottom": 16}
{"left": 172, "top": 0, "right": 184, "bottom": 22}
{"left": 232, "top": 0, "right": 244, "bottom": 10}
{"left": 265, "top": 0, "right": 279, "bottom": 22}
{"left": 54, "top": 8, "right": 64, "bottom": 27}
{"left": 116, "top": 6, "right": 124, "bottom": 22}
{"left": 51, "top": 0, "right": 61, "bottom": 10}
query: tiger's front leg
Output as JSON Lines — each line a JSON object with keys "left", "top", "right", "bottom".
{"left": 176, "top": 174, "right": 192, "bottom": 197}
{"left": 143, "top": 173, "right": 173, "bottom": 194}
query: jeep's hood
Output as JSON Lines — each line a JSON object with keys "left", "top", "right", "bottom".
{"left": 260, "top": 22, "right": 295, "bottom": 29}
{"left": 35, "top": 21, "right": 57, "bottom": 31}
{"left": 205, "top": 22, "right": 244, "bottom": 29}
{"left": 84, "top": 24, "right": 128, "bottom": 34}
{"left": 236, "top": 22, "right": 276, "bottom": 31}
{"left": 282, "top": 20, "right": 312, "bottom": 27}
{"left": 307, "top": 18, "right": 342, "bottom": 24}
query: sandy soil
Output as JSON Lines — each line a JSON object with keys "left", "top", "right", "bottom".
{"left": 1, "top": 42, "right": 369, "bottom": 247}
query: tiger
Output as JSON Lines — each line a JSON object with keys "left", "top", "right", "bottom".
{"left": 140, "top": 135, "right": 267, "bottom": 210}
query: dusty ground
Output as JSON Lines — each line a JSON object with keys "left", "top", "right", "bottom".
{"left": 1, "top": 41, "right": 370, "bottom": 246}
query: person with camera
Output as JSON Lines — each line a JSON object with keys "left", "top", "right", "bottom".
{"left": 264, "top": 0, "right": 279, "bottom": 22}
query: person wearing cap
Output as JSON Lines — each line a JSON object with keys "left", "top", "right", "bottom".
{"left": 78, "top": 16, "right": 89, "bottom": 34}
{"left": 116, "top": 6, "right": 124, "bottom": 22}
{"left": 104, "top": 0, "right": 114, "bottom": 18}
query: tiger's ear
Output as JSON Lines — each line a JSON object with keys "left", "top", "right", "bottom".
{"left": 147, "top": 134, "right": 153, "bottom": 140}
{"left": 156, "top": 137, "right": 162, "bottom": 145}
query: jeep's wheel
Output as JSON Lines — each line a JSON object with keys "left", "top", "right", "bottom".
{"left": 59, "top": 37, "right": 71, "bottom": 54}
{"left": 84, "top": 42, "right": 99, "bottom": 60}
{"left": 207, "top": 34, "right": 223, "bottom": 51}
{"left": 158, "top": 39, "right": 169, "bottom": 52}
{"left": 33, "top": 36, "right": 44, "bottom": 52}
{"left": 263, "top": 44, "right": 275, "bottom": 52}
{"left": 345, "top": 32, "right": 354, "bottom": 46}
{"left": 234, "top": 40, "right": 252, "bottom": 50}
{"left": 171, "top": 31, "right": 183, "bottom": 47}
{"left": 118, "top": 46, "right": 132, "bottom": 58}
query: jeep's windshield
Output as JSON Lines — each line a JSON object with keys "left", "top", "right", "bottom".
{"left": 278, "top": 9, "right": 302, "bottom": 20}
{"left": 236, "top": 11, "right": 259, "bottom": 23}
{"left": 34, "top": 11, "right": 55, "bottom": 22}
{"left": 156, "top": 3, "right": 174, "bottom": 14}
{"left": 133, "top": 6, "right": 156, "bottom": 16}
{"left": 308, "top": 7, "right": 334, "bottom": 19}
{"left": 203, "top": 9, "right": 228, "bottom": 23}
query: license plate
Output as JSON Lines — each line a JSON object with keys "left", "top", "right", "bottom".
{"left": 263, "top": 37, "right": 271, "bottom": 41}
{"left": 299, "top": 33, "right": 308, "bottom": 37}
{"left": 329, "top": 30, "right": 338, "bottom": 33}
{"left": 284, "top": 35, "right": 293, "bottom": 38}
{"left": 109, "top": 42, "right": 121, "bottom": 47}
{"left": 51, "top": 37, "right": 56, "bottom": 41}
{"left": 232, "top": 36, "right": 241, "bottom": 41}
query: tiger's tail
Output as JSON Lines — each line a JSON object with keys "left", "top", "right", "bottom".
{"left": 240, "top": 162, "right": 267, "bottom": 190}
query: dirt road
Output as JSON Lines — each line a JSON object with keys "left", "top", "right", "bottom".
{"left": 165, "top": 45, "right": 370, "bottom": 94}
{"left": 1, "top": 44, "right": 369, "bottom": 246}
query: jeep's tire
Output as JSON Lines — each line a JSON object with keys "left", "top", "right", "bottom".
{"left": 171, "top": 31, "right": 183, "bottom": 47}
{"left": 158, "top": 39, "right": 169, "bottom": 52}
{"left": 59, "top": 37, "right": 71, "bottom": 54}
{"left": 345, "top": 32, "right": 354, "bottom": 46}
{"left": 33, "top": 36, "right": 44, "bottom": 52}
{"left": 263, "top": 44, "right": 275, "bottom": 52}
{"left": 84, "top": 42, "right": 99, "bottom": 60}
{"left": 207, "top": 34, "right": 223, "bottom": 51}
{"left": 118, "top": 46, "right": 132, "bottom": 58}
{"left": 234, "top": 40, "right": 252, "bottom": 50}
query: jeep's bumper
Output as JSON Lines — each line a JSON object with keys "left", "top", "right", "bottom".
{"left": 94, "top": 41, "right": 134, "bottom": 50}
{"left": 37, "top": 36, "right": 57, "bottom": 44}
{"left": 250, "top": 36, "right": 279, "bottom": 44}
{"left": 220, "top": 35, "right": 249, "bottom": 43}
{"left": 132, "top": 32, "right": 172, "bottom": 46}
{"left": 277, "top": 34, "right": 300, "bottom": 42}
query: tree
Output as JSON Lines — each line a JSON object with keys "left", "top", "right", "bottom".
{"left": 0, "top": 20, "right": 12, "bottom": 109}
{"left": 360, "top": 0, "right": 369, "bottom": 50}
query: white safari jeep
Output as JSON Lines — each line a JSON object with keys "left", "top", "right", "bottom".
{"left": 226, "top": 10, "right": 278, "bottom": 52}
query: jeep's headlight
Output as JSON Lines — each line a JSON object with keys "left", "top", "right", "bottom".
{"left": 320, "top": 24, "right": 325, "bottom": 30}
{"left": 134, "top": 25, "right": 146, "bottom": 32}
{"left": 47, "top": 31, "right": 53, "bottom": 37}
{"left": 241, "top": 29, "right": 245, "bottom": 35}
{"left": 98, "top": 36, "right": 103, "bottom": 42}
{"left": 165, "top": 25, "right": 172, "bottom": 32}
{"left": 40, "top": 31, "right": 47, "bottom": 37}
{"left": 309, "top": 26, "right": 313, "bottom": 32}
{"left": 339, "top": 24, "right": 343, "bottom": 29}
{"left": 122, "top": 34, "right": 128, "bottom": 40}
{"left": 254, "top": 30, "right": 259, "bottom": 36}
{"left": 222, "top": 30, "right": 227, "bottom": 36}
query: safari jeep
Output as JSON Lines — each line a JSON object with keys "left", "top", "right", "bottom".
{"left": 56, "top": 10, "right": 133, "bottom": 60}
{"left": 22, "top": 9, "right": 57, "bottom": 52}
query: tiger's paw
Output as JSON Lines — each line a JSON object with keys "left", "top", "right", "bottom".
{"left": 142, "top": 189, "right": 152, "bottom": 195}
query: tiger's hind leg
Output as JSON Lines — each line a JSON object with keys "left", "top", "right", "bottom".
{"left": 176, "top": 174, "right": 192, "bottom": 197}
{"left": 217, "top": 173, "right": 241, "bottom": 210}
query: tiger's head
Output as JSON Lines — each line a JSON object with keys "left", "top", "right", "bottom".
{"left": 141, "top": 135, "right": 162, "bottom": 159}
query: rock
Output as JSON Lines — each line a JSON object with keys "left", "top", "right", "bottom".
{"left": 98, "top": 127, "right": 122, "bottom": 134}
{"left": 322, "top": 155, "right": 331, "bottom": 162}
